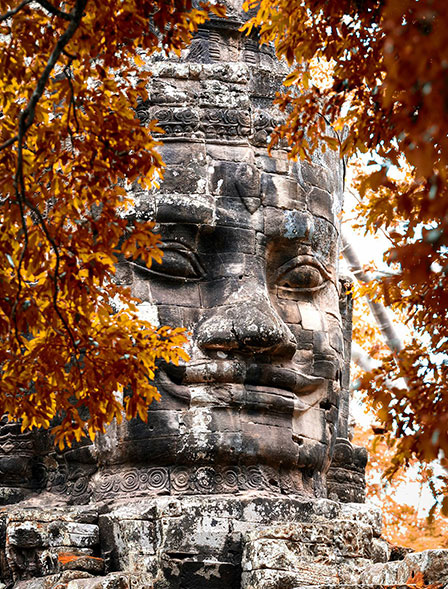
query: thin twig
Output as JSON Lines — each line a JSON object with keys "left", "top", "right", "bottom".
{"left": 19, "top": 0, "right": 88, "bottom": 136}
{"left": 0, "top": 134, "right": 18, "bottom": 152}
{"left": 345, "top": 187, "right": 397, "bottom": 247}
{"left": 0, "top": 0, "right": 31, "bottom": 23}
{"left": 64, "top": 64, "right": 81, "bottom": 137}
{"left": 22, "top": 192, "right": 85, "bottom": 384}
{"left": 1, "top": 0, "right": 86, "bottom": 153}
{"left": 10, "top": 186, "right": 29, "bottom": 344}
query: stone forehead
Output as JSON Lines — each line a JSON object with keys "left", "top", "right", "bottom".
{"left": 130, "top": 142, "right": 342, "bottom": 241}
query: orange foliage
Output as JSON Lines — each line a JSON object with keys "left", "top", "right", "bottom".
{"left": 244, "top": 0, "right": 448, "bottom": 509}
{"left": 0, "top": 0, "right": 224, "bottom": 448}
{"left": 406, "top": 571, "right": 442, "bottom": 589}
{"left": 354, "top": 425, "right": 448, "bottom": 551}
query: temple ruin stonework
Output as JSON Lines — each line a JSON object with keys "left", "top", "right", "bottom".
{"left": 1, "top": 2, "right": 448, "bottom": 588}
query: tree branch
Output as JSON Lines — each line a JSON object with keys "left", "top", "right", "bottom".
{"left": 0, "top": 134, "right": 18, "bottom": 152}
{"left": 20, "top": 0, "right": 88, "bottom": 134}
{"left": 341, "top": 230, "right": 403, "bottom": 354}
{"left": 0, "top": 0, "right": 31, "bottom": 23}
{"left": 10, "top": 0, "right": 88, "bottom": 366}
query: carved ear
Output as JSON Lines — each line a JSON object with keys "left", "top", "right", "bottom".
{"left": 235, "top": 163, "right": 261, "bottom": 213}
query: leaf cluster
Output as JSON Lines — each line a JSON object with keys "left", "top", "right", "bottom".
{"left": 0, "top": 0, "right": 222, "bottom": 447}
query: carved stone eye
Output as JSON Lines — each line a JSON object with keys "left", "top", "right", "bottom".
{"left": 278, "top": 265, "right": 323, "bottom": 290}
{"left": 132, "top": 243, "right": 204, "bottom": 281}
{"left": 276, "top": 256, "right": 330, "bottom": 292}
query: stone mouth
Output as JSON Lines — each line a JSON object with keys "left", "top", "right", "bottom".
{"left": 160, "top": 359, "right": 324, "bottom": 400}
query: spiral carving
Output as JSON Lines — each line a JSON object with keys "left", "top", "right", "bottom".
{"left": 148, "top": 467, "right": 169, "bottom": 491}
{"left": 170, "top": 467, "right": 191, "bottom": 493}
{"left": 222, "top": 467, "right": 239, "bottom": 490}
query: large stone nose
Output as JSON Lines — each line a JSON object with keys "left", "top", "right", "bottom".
{"left": 197, "top": 296, "right": 297, "bottom": 358}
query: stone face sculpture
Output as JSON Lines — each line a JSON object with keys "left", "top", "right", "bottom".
{"left": 85, "top": 0, "right": 354, "bottom": 504}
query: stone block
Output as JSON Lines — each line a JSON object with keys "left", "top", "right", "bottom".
{"left": 264, "top": 208, "right": 313, "bottom": 240}
{"left": 360, "top": 549, "right": 448, "bottom": 586}
{"left": 298, "top": 303, "right": 325, "bottom": 331}
{"left": 202, "top": 252, "right": 246, "bottom": 279}
{"left": 155, "top": 193, "right": 215, "bottom": 224}
{"left": 241, "top": 565, "right": 338, "bottom": 589}
{"left": 158, "top": 511, "right": 232, "bottom": 557}
{"left": 131, "top": 278, "right": 151, "bottom": 302}
{"left": 206, "top": 144, "right": 253, "bottom": 162}
{"left": 370, "top": 538, "right": 390, "bottom": 563}
{"left": 359, "top": 561, "right": 404, "bottom": 586}
{"left": 255, "top": 154, "right": 289, "bottom": 175}
{"left": 301, "top": 161, "right": 334, "bottom": 193}
{"left": 98, "top": 516, "right": 156, "bottom": 574}
{"left": 198, "top": 226, "right": 256, "bottom": 255}
{"left": 66, "top": 573, "right": 138, "bottom": 588}
{"left": 199, "top": 277, "right": 240, "bottom": 308}
{"left": 114, "top": 263, "right": 132, "bottom": 286}
{"left": 311, "top": 217, "right": 338, "bottom": 265}
{"left": 243, "top": 537, "right": 315, "bottom": 571}
{"left": 339, "top": 503, "right": 383, "bottom": 537}
{"left": 7, "top": 507, "right": 99, "bottom": 524}
{"left": 149, "top": 281, "right": 201, "bottom": 307}
{"left": 159, "top": 163, "right": 207, "bottom": 195}
{"left": 13, "top": 571, "right": 95, "bottom": 589}
{"left": 275, "top": 300, "right": 301, "bottom": 324}
{"left": 58, "top": 551, "right": 104, "bottom": 574}
{"left": 260, "top": 174, "right": 300, "bottom": 209}
{"left": 307, "top": 186, "right": 337, "bottom": 225}
{"left": 159, "top": 143, "right": 206, "bottom": 166}
{"left": 314, "top": 282, "right": 340, "bottom": 314}
{"left": 215, "top": 197, "right": 260, "bottom": 229}
{"left": 48, "top": 522, "right": 99, "bottom": 548}
{"left": 8, "top": 522, "right": 47, "bottom": 548}
{"left": 159, "top": 557, "right": 240, "bottom": 589}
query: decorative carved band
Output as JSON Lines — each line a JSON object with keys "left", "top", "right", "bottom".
{"left": 135, "top": 106, "right": 279, "bottom": 144}
{"left": 90, "top": 464, "right": 304, "bottom": 500}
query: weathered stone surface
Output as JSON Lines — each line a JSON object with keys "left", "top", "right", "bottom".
{"left": 327, "top": 439, "right": 368, "bottom": 504}
{"left": 241, "top": 567, "right": 338, "bottom": 588}
{"left": 2, "top": 495, "right": 447, "bottom": 589}
{"left": 13, "top": 570, "right": 94, "bottom": 589}
{"left": 0, "top": 0, "right": 358, "bottom": 513}
{"left": 58, "top": 552, "right": 104, "bottom": 575}
{"left": 360, "top": 549, "right": 448, "bottom": 586}
{"left": 338, "top": 503, "right": 383, "bottom": 538}
{"left": 65, "top": 573, "right": 142, "bottom": 589}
